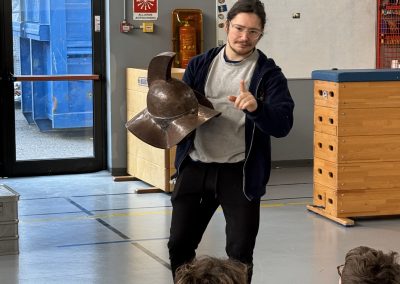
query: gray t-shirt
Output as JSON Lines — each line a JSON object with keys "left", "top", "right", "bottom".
{"left": 189, "top": 47, "right": 259, "bottom": 163}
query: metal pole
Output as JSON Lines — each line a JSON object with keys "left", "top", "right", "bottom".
{"left": 123, "top": 0, "right": 126, "bottom": 20}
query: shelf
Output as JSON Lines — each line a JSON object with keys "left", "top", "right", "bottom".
{"left": 380, "top": 34, "right": 400, "bottom": 44}
{"left": 377, "top": 1, "right": 400, "bottom": 69}
{"left": 382, "top": 5, "right": 400, "bottom": 10}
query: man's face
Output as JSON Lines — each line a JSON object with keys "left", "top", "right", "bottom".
{"left": 225, "top": 12, "right": 263, "bottom": 57}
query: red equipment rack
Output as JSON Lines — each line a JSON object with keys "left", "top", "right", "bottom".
{"left": 377, "top": 0, "right": 400, "bottom": 68}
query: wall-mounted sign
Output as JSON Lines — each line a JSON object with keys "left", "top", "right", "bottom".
{"left": 133, "top": 0, "right": 158, "bottom": 20}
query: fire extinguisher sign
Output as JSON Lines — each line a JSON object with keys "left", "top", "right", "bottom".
{"left": 133, "top": 0, "right": 158, "bottom": 20}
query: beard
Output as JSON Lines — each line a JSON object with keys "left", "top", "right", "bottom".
{"left": 227, "top": 37, "right": 255, "bottom": 57}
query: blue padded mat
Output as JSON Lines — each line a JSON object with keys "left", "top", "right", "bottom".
{"left": 311, "top": 69, "right": 400, "bottom": 82}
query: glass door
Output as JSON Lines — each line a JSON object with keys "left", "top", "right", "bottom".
{"left": 0, "top": 0, "right": 106, "bottom": 177}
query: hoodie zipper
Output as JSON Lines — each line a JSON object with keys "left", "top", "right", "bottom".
{"left": 242, "top": 124, "right": 255, "bottom": 201}
{"left": 242, "top": 72, "right": 265, "bottom": 201}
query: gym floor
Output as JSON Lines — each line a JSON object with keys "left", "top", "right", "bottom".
{"left": 1, "top": 166, "right": 399, "bottom": 284}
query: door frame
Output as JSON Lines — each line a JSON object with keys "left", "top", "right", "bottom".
{"left": 0, "top": 0, "right": 106, "bottom": 177}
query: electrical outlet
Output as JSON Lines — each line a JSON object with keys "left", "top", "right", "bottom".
{"left": 141, "top": 22, "right": 154, "bottom": 33}
{"left": 120, "top": 20, "right": 133, "bottom": 33}
{"left": 292, "top": 13, "right": 301, "bottom": 19}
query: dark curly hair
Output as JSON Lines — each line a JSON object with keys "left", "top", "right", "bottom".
{"left": 227, "top": 0, "right": 266, "bottom": 30}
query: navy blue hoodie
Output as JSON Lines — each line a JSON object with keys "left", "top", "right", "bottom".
{"left": 174, "top": 45, "right": 294, "bottom": 200}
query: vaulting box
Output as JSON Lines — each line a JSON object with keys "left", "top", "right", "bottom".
{"left": 308, "top": 69, "right": 400, "bottom": 224}
{"left": 314, "top": 77, "right": 400, "bottom": 109}
{"left": 126, "top": 68, "right": 185, "bottom": 192}
{"left": 314, "top": 157, "right": 400, "bottom": 191}
{"left": 314, "top": 132, "right": 400, "bottom": 163}
{"left": 313, "top": 183, "right": 400, "bottom": 218}
{"left": 314, "top": 105, "right": 400, "bottom": 136}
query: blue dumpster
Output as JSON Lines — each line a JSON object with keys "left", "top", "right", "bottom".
{"left": 13, "top": 0, "right": 93, "bottom": 131}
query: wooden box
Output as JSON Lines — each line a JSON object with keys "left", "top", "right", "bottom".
{"left": 0, "top": 185, "right": 19, "bottom": 222}
{"left": 314, "top": 157, "right": 400, "bottom": 191}
{"left": 0, "top": 185, "right": 19, "bottom": 255}
{"left": 314, "top": 80, "right": 400, "bottom": 109}
{"left": 314, "top": 105, "right": 400, "bottom": 136}
{"left": 0, "top": 236, "right": 19, "bottom": 256}
{"left": 308, "top": 69, "right": 400, "bottom": 225}
{"left": 313, "top": 183, "right": 400, "bottom": 218}
{"left": 126, "top": 68, "right": 185, "bottom": 192}
{"left": 0, "top": 220, "right": 19, "bottom": 238}
{"left": 314, "top": 132, "right": 400, "bottom": 163}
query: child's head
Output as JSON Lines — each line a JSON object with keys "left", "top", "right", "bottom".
{"left": 339, "top": 246, "right": 400, "bottom": 284}
{"left": 175, "top": 255, "right": 248, "bottom": 284}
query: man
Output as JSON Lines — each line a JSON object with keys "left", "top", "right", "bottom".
{"left": 338, "top": 246, "right": 400, "bottom": 284}
{"left": 168, "top": 0, "right": 295, "bottom": 282}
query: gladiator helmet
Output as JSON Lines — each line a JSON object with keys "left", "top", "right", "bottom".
{"left": 125, "top": 52, "right": 220, "bottom": 149}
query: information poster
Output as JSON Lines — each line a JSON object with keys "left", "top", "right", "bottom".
{"left": 133, "top": 0, "right": 158, "bottom": 21}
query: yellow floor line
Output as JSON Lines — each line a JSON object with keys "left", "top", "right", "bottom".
{"left": 21, "top": 209, "right": 173, "bottom": 223}
{"left": 21, "top": 201, "right": 309, "bottom": 223}
{"left": 261, "top": 201, "right": 309, "bottom": 208}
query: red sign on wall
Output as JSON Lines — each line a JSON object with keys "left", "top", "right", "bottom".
{"left": 133, "top": 0, "right": 158, "bottom": 20}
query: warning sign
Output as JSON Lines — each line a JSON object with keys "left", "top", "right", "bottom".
{"left": 133, "top": 0, "right": 158, "bottom": 20}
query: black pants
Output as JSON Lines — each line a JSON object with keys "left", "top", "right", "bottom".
{"left": 168, "top": 159, "right": 260, "bottom": 283}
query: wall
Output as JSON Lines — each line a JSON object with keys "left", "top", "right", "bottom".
{"left": 271, "top": 79, "right": 314, "bottom": 164}
{"left": 259, "top": 0, "right": 377, "bottom": 79}
{"left": 217, "top": 0, "right": 377, "bottom": 79}
{"left": 105, "top": 1, "right": 324, "bottom": 174}
{"left": 105, "top": 0, "right": 217, "bottom": 174}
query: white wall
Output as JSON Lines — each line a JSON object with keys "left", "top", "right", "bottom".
{"left": 217, "top": 0, "right": 377, "bottom": 79}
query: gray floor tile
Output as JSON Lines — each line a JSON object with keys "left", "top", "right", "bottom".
{"left": 0, "top": 167, "right": 399, "bottom": 284}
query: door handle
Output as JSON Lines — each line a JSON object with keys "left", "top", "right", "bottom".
{"left": 0, "top": 73, "right": 16, "bottom": 82}
{"left": 8, "top": 73, "right": 16, "bottom": 82}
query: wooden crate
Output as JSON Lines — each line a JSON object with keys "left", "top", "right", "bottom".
{"left": 314, "top": 105, "right": 400, "bottom": 136}
{"left": 313, "top": 183, "right": 400, "bottom": 218}
{"left": 0, "top": 185, "right": 19, "bottom": 222}
{"left": 0, "top": 185, "right": 19, "bottom": 255}
{"left": 126, "top": 68, "right": 185, "bottom": 192}
{"left": 314, "top": 80, "right": 400, "bottom": 109}
{"left": 307, "top": 69, "right": 400, "bottom": 226}
{"left": 314, "top": 157, "right": 400, "bottom": 191}
{"left": 314, "top": 132, "right": 400, "bottom": 163}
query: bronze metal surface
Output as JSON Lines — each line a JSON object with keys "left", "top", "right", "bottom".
{"left": 125, "top": 52, "right": 220, "bottom": 149}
